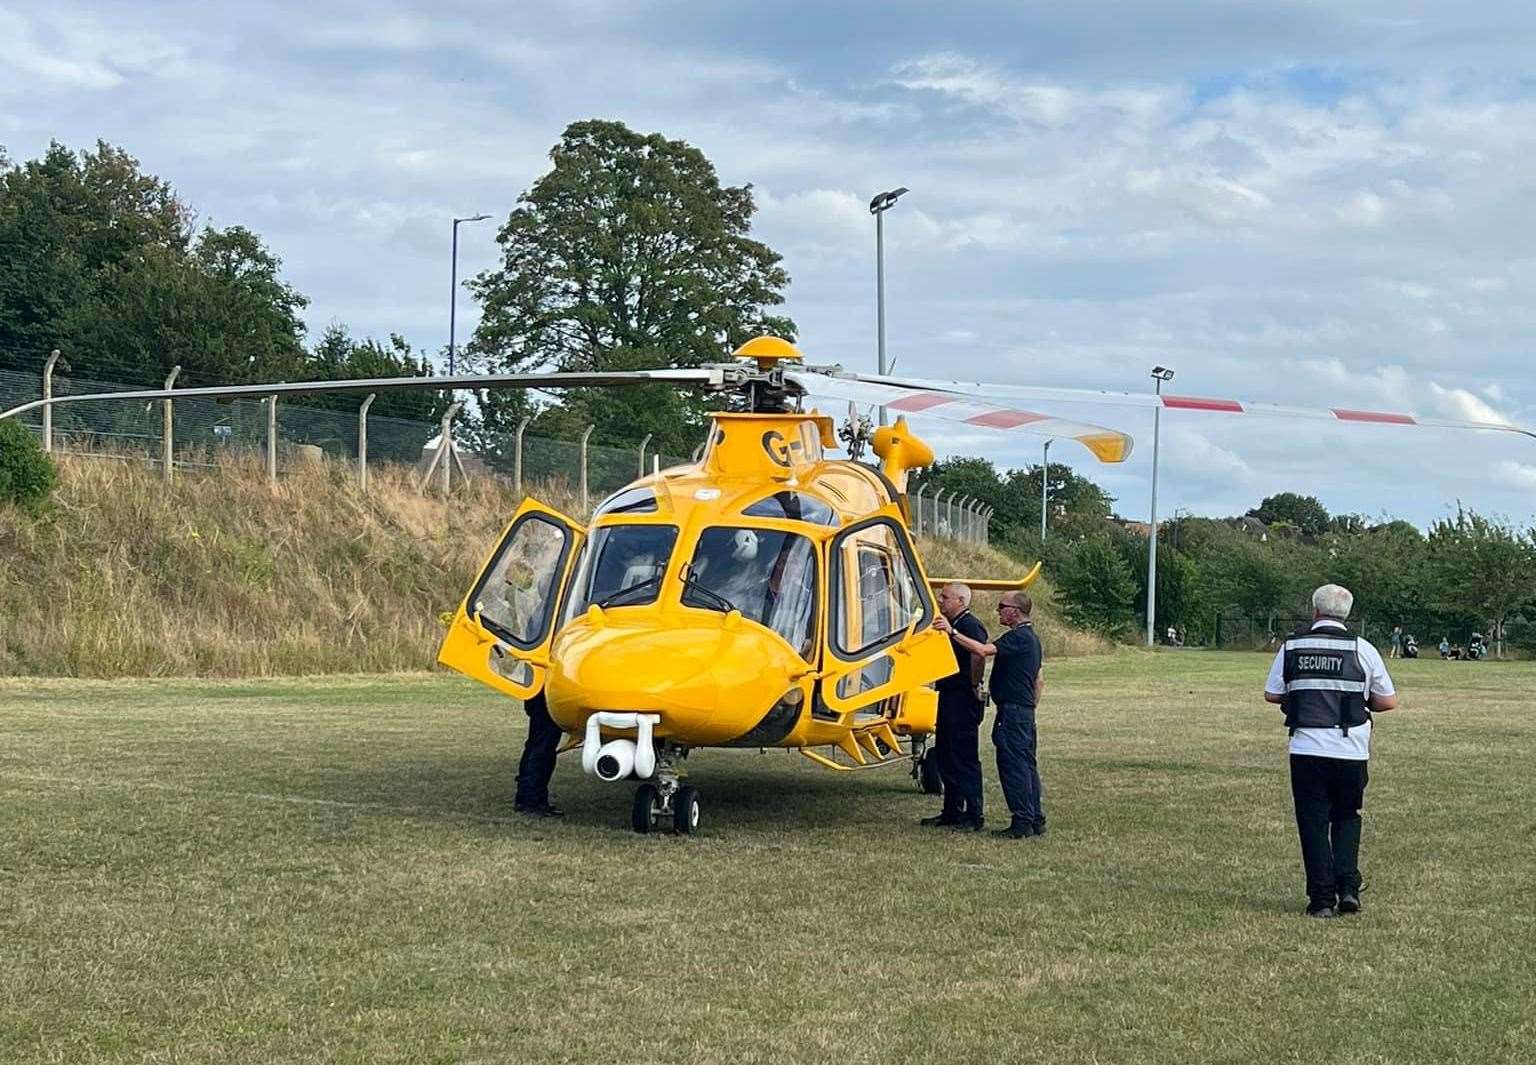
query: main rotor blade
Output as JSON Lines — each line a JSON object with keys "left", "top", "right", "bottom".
{"left": 839, "top": 371, "right": 1536, "bottom": 444}
{"left": 787, "top": 371, "right": 1133, "bottom": 463}
{"left": 0, "top": 368, "right": 725, "bottom": 424}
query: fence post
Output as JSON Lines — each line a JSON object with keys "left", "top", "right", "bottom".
{"left": 912, "top": 483, "right": 924, "bottom": 536}
{"left": 513, "top": 415, "right": 532, "bottom": 498}
{"left": 984, "top": 506, "right": 994, "bottom": 546}
{"left": 439, "top": 402, "right": 462, "bottom": 496}
{"left": 933, "top": 489, "right": 948, "bottom": 538}
{"left": 637, "top": 433, "right": 652, "bottom": 479}
{"left": 357, "top": 393, "right": 375, "bottom": 492}
{"left": 266, "top": 396, "right": 278, "bottom": 484}
{"left": 955, "top": 495, "right": 969, "bottom": 541}
{"left": 161, "top": 365, "right": 181, "bottom": 482}
{"left": 579, "top": 424, "right": 595, "bottom": 512}
{"left": 42, "top": 350, "right": 61, "bottom": 453}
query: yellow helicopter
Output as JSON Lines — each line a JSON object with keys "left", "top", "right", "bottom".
{"left": 435, "top": 336, "right": 1134, "bottom": 833}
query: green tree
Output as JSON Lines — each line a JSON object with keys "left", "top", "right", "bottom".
{"left": 1427, "top": 506, "right": 1536, "bottom": 657}
{"left": 1247, "top": 492, "right": 1331, "bottom": 537}
{"left": 467, "top": 119, "right": 794, "bottom": 457}
{"left": 0, "top": 142, "right": 308, "bottom": 385}
{"left": 1056, "top": 536, "right": 1137, "bottom": 636}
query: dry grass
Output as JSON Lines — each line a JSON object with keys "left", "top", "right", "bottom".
{"left": 0, "top": 455, "right": 1108, "bottom": 678}
{"left": 0, "top": 451, "right": 577, "bottom": 677}
{"left": 2, "top": 654, "right": 1531, "bottom": 1064}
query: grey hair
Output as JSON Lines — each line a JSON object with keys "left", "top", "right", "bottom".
{"left": 941, "top": 582, "right": 972, "bottom": 607}
{"left": 1312, "top": 584, "right": 1354, "bottom": 620}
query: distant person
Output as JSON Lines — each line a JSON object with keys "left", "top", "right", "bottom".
{"left": 936, "top": 590, "right": 1046, "bottom": 840}
{"left": 1439, "top": 637, "right": 1458, "bottom": 660}
{"left": 921, "top": 583, "right": 988, "bottom": 831}
{"left": 1389, "top": 625, "right": 1403, "bottom": 660}
{"left": 513, "top": 692, "right": 563, "bottom": 817}
{"left": 1263, "top": 584, "right": 1398, "bottom": 918}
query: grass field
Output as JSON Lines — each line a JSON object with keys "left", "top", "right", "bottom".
{"left": 3, "top": 653, "right": 1533, "bottom": 1064}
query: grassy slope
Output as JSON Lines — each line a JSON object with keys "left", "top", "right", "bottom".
{"left": 2, "top": 655, "right": 1531, "bottom": 1064}
{"left": 0, "top": 456, "right": 1105, "bottom": 678}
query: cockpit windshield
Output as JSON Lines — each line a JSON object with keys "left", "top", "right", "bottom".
{"left": 566, "top": 524, "right": 679, "bottom": 615}
{"left": 682, "top": 526, "right": 818, "bottom": 660}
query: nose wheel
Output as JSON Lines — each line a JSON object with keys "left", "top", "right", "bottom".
{"left": 630, "top": 749, "right": 699, "bottom": 835}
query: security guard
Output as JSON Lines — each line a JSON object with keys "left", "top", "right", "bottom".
{"left": 936, "top": 590, "right": 1046, "bottom": 840}
{"left": 1264, "top": 584, "right": 1398, "bottom": 917}
{"left": 921, "top": 583, "right": 988, "bottom": 830}
{"left": 513, "top": 691, "right": 563, "bottom": 817}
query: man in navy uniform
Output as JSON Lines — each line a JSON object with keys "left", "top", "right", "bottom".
{"left": 936, "top": 590, "right": 1045, "bottom": 840}
{"left": 1264, "top": 584, "right": 1398, "bottom": 917}
{"left": 513, "top": 692, "right": 563, "bottom": 817}
{"left": 921, "top": 582, "right": 988, "bottom": 830}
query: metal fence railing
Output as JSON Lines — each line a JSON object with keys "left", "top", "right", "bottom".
{"left": 2, "top": 356, "right": 990, "bottom": 542}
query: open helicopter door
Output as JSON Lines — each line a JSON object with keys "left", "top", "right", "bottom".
{"left": 820, "top": 507, "right": 956, "bottom": 714}
{"left": 437, "top": 499, "right": 586, "bottom": 701}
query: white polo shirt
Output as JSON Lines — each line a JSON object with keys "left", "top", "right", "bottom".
{"left": 1265, "top": 619, "right": 1395, "bottom": 761}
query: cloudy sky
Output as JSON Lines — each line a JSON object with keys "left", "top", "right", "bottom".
{"left": 6, "top": 0, "right": 1536, "bottom": 526}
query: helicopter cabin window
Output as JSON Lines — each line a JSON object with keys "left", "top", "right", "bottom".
{"left": 470, "top": 513, "right": 573, "bottom": 650}
{"left": 566, "top": 524, "right": 679, "bottom": 614}
{"left": 741, "top": 491, "right": 837, "bottom": 526}
{"left": 830, "top": 519, "right": 929, "bottom": 658}
{"left": 681, "top": 527, "right": 818, "bottom": 660}
{"left": 593, "top": 486, "right": 658, "bottom": 516}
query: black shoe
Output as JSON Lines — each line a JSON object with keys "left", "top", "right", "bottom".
{"left": 1305, "top": 904, "right": 1337, "bottom": 919}
{"left": 515, "top": 803, "right": 564, "bottom": 818}
{"left": 991, "top": 822, "right": 1036, "bottom": 839}
{"left": 920, "top": 813, "right": 960, "bottom": 827}
{"left": 950, "top": 816, "right": 985, "bottom": 832}
{"left": 1032, "top": 823, "right": 1047, "bottom": 837}
{"left": 1337, "top": 893, "right": 1361, "bottom": 914}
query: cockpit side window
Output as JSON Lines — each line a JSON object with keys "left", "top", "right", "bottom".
{"left": 565, "top": 524, "right": 679, "bottom": 615}
{"left": 830, "top": 519, "right": 930, "bottom": 658}
{"left": 682, "top": 526, "right": 818, "bottom": 660}
{"left": 742, "top": 491, "right": 837, "bottom": 526}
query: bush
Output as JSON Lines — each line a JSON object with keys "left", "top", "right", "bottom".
{"left": 0, "top": 420, "right": 57, "bottom": 511}
{"left": 1056, "top": 535, "right": 1137, "bottom": 637}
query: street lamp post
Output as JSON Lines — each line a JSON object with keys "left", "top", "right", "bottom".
{"left": 1146, "top": 366, "right": 1175, "bottom": 647}
{"left": 449, "top": 214, "right": 491, "bottom": 376}
{"left": 869, "top": 187, "right": 909, "bottom": 425}
{"left": 1040, "top": 438, "right": 1053, "bottom": 541}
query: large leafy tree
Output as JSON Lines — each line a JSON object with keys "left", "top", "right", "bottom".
{"left": 467, "top": 119, "right": 795, "bottom": 457}
{"left": 1427, "top": 506, "right": 1536, "bottom": 657}
{"left": 1247, "top": 492, "right": 1331, "bottom": 537}
{"left": 0, "top": 142, "right": 309, "bottom": 385}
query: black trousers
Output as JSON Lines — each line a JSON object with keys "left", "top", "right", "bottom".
{"left": 936, "top": 688, "right": 984, "bottom": 818}
{"left": 514, "top": 692, "right": 562, "bottom": 808}
{"left": 993, "top": 703, "right": 1044, "bottom": 829}
{"left": 1289, "top": 754, "right": 1369, "bottom": 907}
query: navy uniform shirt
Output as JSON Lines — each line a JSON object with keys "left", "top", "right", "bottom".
{"left": 989, "top": 621, "right": 1042, "bottom": 708}
{"left": 937, "top": 609, "right": 988, "bottom": 694}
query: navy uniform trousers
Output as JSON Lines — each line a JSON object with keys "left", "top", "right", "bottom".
{"left": 514, "top": 691, "right": 562, "bottom": 809}
{"left": 993, "top": 702, "right": 1045, "bottom": 831}
{"left": 936, "top": 688, "right": 985, "bottom": 818}
{"left": 1290, "top": 753, "right": 1368, "bottom": 907}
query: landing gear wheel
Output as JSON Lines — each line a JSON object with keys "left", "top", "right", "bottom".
{"left": 673, "top": 785, "right": 701, "bottom": 835}
{"left": 632, "top": 783, "right": 660, "bottom": 834}
{"left": 919, "top": 749, "right": 944, "bottom": 795}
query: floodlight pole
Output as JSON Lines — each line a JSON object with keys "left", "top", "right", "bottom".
{"left": 869, "top": 186, "right": 908, "bottom": 426}
{"left": 449, "top": 214, "right": 491, "bottom": 377}
{"left": 1146, "top": 367, "right": 1174, "bottom": 647}
{"left": 1040, "top": 438, "right": 1053, "bottom": 541}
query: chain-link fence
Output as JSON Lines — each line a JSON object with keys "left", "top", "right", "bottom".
{"left": 2, "top": 357, "right": 988, "bottom": 541}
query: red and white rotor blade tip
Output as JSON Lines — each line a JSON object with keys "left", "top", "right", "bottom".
{"left": 789, "top": 372, "right": 1133, "bottom": 463}
{"left": 847, "top": 372, "right": 1536, "bottom": 444}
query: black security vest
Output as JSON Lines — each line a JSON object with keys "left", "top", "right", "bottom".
{"left": 1281, "top": 624, "right": 1370, "bottom": 735}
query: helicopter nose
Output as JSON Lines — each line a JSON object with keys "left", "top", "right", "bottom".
{"left": 545, "top": 618, "right": 806, "bottom": 746}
